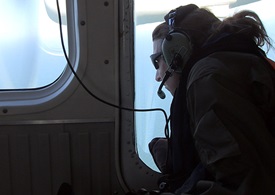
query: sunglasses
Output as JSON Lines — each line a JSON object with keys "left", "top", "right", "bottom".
{"left": 150, "top": 52, "right": 163, "bottom": 69}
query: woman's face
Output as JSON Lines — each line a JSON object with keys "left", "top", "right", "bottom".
{"left": 152, "top": 39, "right": 181, "bottom": 96}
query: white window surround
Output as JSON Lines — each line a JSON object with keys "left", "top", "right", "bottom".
{"left": 0, "top": 0, "right": 84, "bottom": 115}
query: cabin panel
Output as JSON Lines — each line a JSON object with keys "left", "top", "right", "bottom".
{"left": 0, "top": 122, "right": 124, "bottom": 195}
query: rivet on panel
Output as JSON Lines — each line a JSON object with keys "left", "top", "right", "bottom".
{"left": 104, "top": 1, "right": 109, "bottom": 6}
{"left": 2, "top": 108, "right": 8, "bottom": 114}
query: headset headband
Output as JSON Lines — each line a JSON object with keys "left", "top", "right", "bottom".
{"left": 164, "top": 4, "right": 198, "bottom": 28}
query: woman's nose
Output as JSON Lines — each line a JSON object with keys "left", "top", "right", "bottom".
{"left": 155, "top": 70, "right": 162, "bottom": 82}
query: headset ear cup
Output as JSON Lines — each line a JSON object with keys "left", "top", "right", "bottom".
{"left": 162, "top": 31, "right": 192, "bottom": 72}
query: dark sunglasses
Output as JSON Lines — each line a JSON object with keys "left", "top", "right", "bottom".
{"left": 150, "top": 52, "right": 163, "bottom": 69}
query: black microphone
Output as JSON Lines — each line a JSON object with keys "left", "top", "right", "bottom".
{"left": 157, "top": 50, "right": 181, "bottom": 99}
{"left": 157, "top": 81, "right": 166, "bottom": 99}
{"left": 157, "top": 71, "right": 172, "bottom": 99}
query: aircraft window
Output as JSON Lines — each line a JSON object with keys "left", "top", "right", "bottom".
{"left": 0, "top": 0, "right": 68, "bottom": 90}
{"left": 134, "top": 0, "right": 275, "bottom": 172}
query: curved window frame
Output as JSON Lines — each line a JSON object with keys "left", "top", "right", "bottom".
{"left": 0, "top": 0, "right": 85, "bottom": 116}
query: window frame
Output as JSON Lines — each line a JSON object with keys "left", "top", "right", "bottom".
{"left": 0, "top": 0, "right": 86, "bottom": 116}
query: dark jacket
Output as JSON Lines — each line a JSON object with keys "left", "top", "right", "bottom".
{"left": 166, "top": 49, "right": 275, "bottom": 195}
{"left": 185, "top": 51, "right": 275, "bottom": 194}
{"left": 151, "top": 35, "right": 275, "bottom": 194}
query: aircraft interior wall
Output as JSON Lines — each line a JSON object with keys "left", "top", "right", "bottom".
{"left": 0, "top": 0, "right": 147, "bottom": 194}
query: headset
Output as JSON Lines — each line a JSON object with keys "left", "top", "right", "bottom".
{"left": 157, "top": 14, "right": 193, "bottom": 99}
{"left": 157, "top": 31, "right": 193, "bottom": 98}
{"left": 157, "top": 7, "right": 195, "bottom": 99}
{"left": 162, "top": 31, "right": 192, "bottom": 73}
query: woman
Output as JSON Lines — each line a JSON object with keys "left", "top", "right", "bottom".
{"left": 149, "top": 4, "right": 275, "bottom": 195}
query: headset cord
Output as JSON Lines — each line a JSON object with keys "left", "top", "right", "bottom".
{"left": 56, "top": 0, "right": 170, "bottom": 131}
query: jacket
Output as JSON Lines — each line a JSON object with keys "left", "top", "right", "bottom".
{"left": 153, "top": 34, "right": 275, "bottom": 194}
{"left": 184, "top": 51, "right": 275, "bottom": 194}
